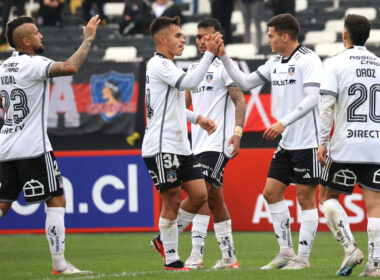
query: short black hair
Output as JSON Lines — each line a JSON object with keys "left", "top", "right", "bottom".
{"left": 344, "top": 14, "right": 371, "bottom": 46}
{"left": 197, "top": 18, "right": 221, "bottom": 32}
{"left": 6, "top": 16, "right": 35, "bottom": 48}
{"left": 150, "top": 16, "right": 181, "bottom": 37}
{"left": 267, "top": 13, "right": 300, "bottom": 40}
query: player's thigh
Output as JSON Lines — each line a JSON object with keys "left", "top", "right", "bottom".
{"left": 357, "top": 164, "right": 380, "bottom": 216}
{"left": 291, "top": 147, "right": 320, "bottom": 185}
{"left": 143, "top": 153, "right": 182, "bottom": 193}
{"left": 320, "top": 157, "right": 357, "bottom": 195}
{"left": 180, "top": 154, "right": 207, "bottom": 201}
{"left": 0, "top": 160, "right": 22, "bottom": 204}
{"left": 263, "top": 177, "right": 288, "bottom": 203}
{"left": 267, "top": 147, "right": 293, "bottom": 187}
{"left": 19, "top": 152, "right": 64, "bottom": 205}
{"left": 196, "top": 152, "right": 229, "bottom": 189}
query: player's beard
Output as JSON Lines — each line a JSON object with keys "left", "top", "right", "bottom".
{"left": 33, "top": 45, "right": 45, "bottom": 54}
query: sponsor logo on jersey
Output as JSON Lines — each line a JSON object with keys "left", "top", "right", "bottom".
{"left": 206, "top": 72, "right": 214, "bottom": 82}
{"left": 162, "top": 60, "right": 168, "bottom": 67}
{"left": 272, "top": 79, "right": 296, "bottom": 86}
{"left": 167, "top": 170, "right": 177, "bottom": 183}
{"left": 288, "top": 65, "right": 295, "bottom": 75}
{"left": 90, "top": 71, "right": 135, "bottom": 122}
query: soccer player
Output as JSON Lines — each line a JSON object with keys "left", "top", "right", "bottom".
{"left": 143, "top": 16, "right": 220, "bottom": 270}
{"left": 173, "top": 18, "right": 245, "bottom": 270}
{"left": 0, "top": 15, "right": 100, "bottom": 274}
{"left": 217, "top": 13, "right": 322, "bottom": 270}
{"left": 318, "top": 14, "right": 380, "bottom": 277}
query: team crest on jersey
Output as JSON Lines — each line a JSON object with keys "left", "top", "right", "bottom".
{"left": 206, "top": 72, "right": 214, "bottom": 82}
{"left": 167, "top": 170, "right": 177, "bottom": 183}
{"left": 288, "top": 66, "right": 295, "bottom": 75}
{"left": 90, "top": 71, "right": 135, "bottom": 122}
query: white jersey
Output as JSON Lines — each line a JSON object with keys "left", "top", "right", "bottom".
{"left": 320, "top": 46, "right": 380, "bottom": 163}
{"left": 0, "top": 52, "right": 53, "bottom": 161}
{"left": 257, "top": 46, "right": 322, "bottom": 150}
{"left": 142, "top": 53, "right": 191, "bottom": 157}
{"left": 188, "top": 58, "right": 236, "bottom": 157}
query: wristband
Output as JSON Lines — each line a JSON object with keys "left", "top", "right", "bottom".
{"left": 234, "top": 126, "right": 243, "bottom": 137}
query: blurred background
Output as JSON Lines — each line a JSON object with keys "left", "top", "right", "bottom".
{"left": 0, "top": 0, "right": 377, "bottom": 233}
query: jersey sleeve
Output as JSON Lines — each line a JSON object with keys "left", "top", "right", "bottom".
{"left": 300, "top": 53, "right": 323, "bottom": 87}
{"left": 256, "top": 59, "right": 272, "bottom": 82}
{"left": 29, "top": 55, "right": 54, "bottom": 81}
{"left": 320, "top": 57, "right": 338, "bottom": 97}
{"left": 222, "top": 62, "right": 237, "bottom": 87}
{"left": 155, "top": 59, "right": 185, "bottom": 89}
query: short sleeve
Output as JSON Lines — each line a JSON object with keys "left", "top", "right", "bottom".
{"left": 301, "top": 53, "right": 323, "bottom": 87}
{"left": 155, "top": 59, "right": 185, "bottom": 89}
{"left": 256, "top": 59, "right": 272, "bottom": 82}
{"left": 29, "top": 55, "right": 54, "bottom": 81}
{"left": 320, "top": 58, "right": 338, "bottom": 97}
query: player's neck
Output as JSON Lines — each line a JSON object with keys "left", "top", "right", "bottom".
{"left": 282, "top": 41, "right": 299, "bottom": 58}
{"left": 16, "top": 47, "right": 34, "bottom": 56}
{"left": 156, "top": 47, "right": 174, "bottom": 61}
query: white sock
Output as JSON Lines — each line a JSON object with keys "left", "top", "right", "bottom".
{"left": 214, "top": 219, "right": 236, "bottom": 260}
{"left": 368, "top": 217, "right": 380, "bottom": 262}
{"left": 159, "top": 217, "right": 179, "bottom": 264}
{"left": 298, "top": 208, "right": 318, "bottom": 259}
{"left": 177, "top": 208, "right": 195, "bottom": 233}
{"left": 322, "top": 199, "right": 356, "bottom": 254}
{"left": 46, "top": 207, "right": 67, "bottom": 271}
{"left": 268, "top": 200, "right": 294, "bottom": 254}
{"left": 0, "top": 209, "right": 3, "bottom": 218}
{"left": 191, "top": 214, "right": 210, "bottom": 257}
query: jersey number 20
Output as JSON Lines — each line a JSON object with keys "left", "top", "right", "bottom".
{"left": 347, "top": 83, "right": 380, "bottom": 123}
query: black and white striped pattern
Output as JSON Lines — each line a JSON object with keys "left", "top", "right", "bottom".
{"left": 298, "top": 46, "right": 311, "bottom": 55}
{"left": 211, "top": 153, "right": 225, "bottom": 179}
{"left": 312, "top": 148, "right": 322, "bottom": 178}
{"left": 155, "top": 154, "right": 166, "bottom": 184}
{"left": 44, "top": 152, "right": 57, "bottom": 192}
{"left": 321, "top": 156, "right": 333, "bottom": 181}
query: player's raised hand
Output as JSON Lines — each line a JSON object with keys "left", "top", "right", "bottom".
{"left": 197, "top": 115, "right": 217, "bottom": 135}
{"left": 317, "top": 145, "right": 328, "bottom": 166}
{"left": 83, "top": 15, "right": 101, "bottom": 40}
{"left": 263, "top": 121, "right": 285, "bottom": 141}
{"left": 205, "top": 32, "right": 223, "bottom": 56}
{"left": 227, "top": 135, "right": 241, "bottom": 158}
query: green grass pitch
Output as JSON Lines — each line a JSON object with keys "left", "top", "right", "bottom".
{"left": 0, "top": 231, "right": 368, "bottom": 280}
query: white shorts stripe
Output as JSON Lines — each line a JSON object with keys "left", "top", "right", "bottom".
{"left": 155, "top": 155, "right": 165, "bottom": 184}
{"left": 45, "top": 153, "right": 57, "bottom": 192}
{"left": 211, "top": 153, "right": 224, "bottom": 179}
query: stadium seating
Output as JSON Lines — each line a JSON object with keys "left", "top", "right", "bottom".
{"left": 1, "top": 0, "right": 380, "bottom": 62}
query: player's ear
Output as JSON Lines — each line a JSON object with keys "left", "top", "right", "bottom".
{"left": 22, "top": 36, "right": 30, "bottom": 47}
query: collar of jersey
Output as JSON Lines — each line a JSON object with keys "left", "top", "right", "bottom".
{"left": 155, "top": 52, "right": 168, "bottom": 59}
{"left": 12, "top": 51, "right": 29, "bottom": 57}
{"left": 281, "top": 44, "right": 301, "bottom": 64}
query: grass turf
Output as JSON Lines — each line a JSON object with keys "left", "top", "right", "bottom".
{"left": 0, "top": 231, "right": 368, "bottom": 280}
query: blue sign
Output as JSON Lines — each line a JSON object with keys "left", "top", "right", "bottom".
{"left": 0, "top": 154, "right": 155, "bottom": 231}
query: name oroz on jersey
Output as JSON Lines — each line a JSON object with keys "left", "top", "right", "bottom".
{"left": 347, "top": 129, "right": 380, "bottom": 138}
{"left": 0, "top": 124, "right": 25, "bottom": 134}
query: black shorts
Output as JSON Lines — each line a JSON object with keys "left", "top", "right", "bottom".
{"left": 268, "top": 147, "right": 320, "bottom": 185}
{"left": 196, "top": 152, "right": 229, "bottom": 188}
{"left": 143, "top": 153, "right": 204, "bottom": 192}
{"left": 0, "top": 152, "right": 64, "bottom": 204}
{"left": 321, "top": 157, "right": 380, "bottom": 195}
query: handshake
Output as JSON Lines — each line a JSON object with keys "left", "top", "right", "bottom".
{"left": 204, "top": 32, "right": 226, "bottom": 57}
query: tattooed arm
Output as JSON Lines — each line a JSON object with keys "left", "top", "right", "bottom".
{"left": 227, "top": 85, "right": 246, "bottom": 157}
{"left": 49, "top": 15, "right": 100, "bottom": 77}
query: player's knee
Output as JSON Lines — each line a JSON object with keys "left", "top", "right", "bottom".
{"left": 296, "top": 192, "right": 314, "bottom": 209}
{"left": 263, "top": 189, "right": 279, "bottom": 204}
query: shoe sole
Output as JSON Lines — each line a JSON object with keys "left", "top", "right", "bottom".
{"left": 164, "top": 267, "right": 190, "bottom": 271}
